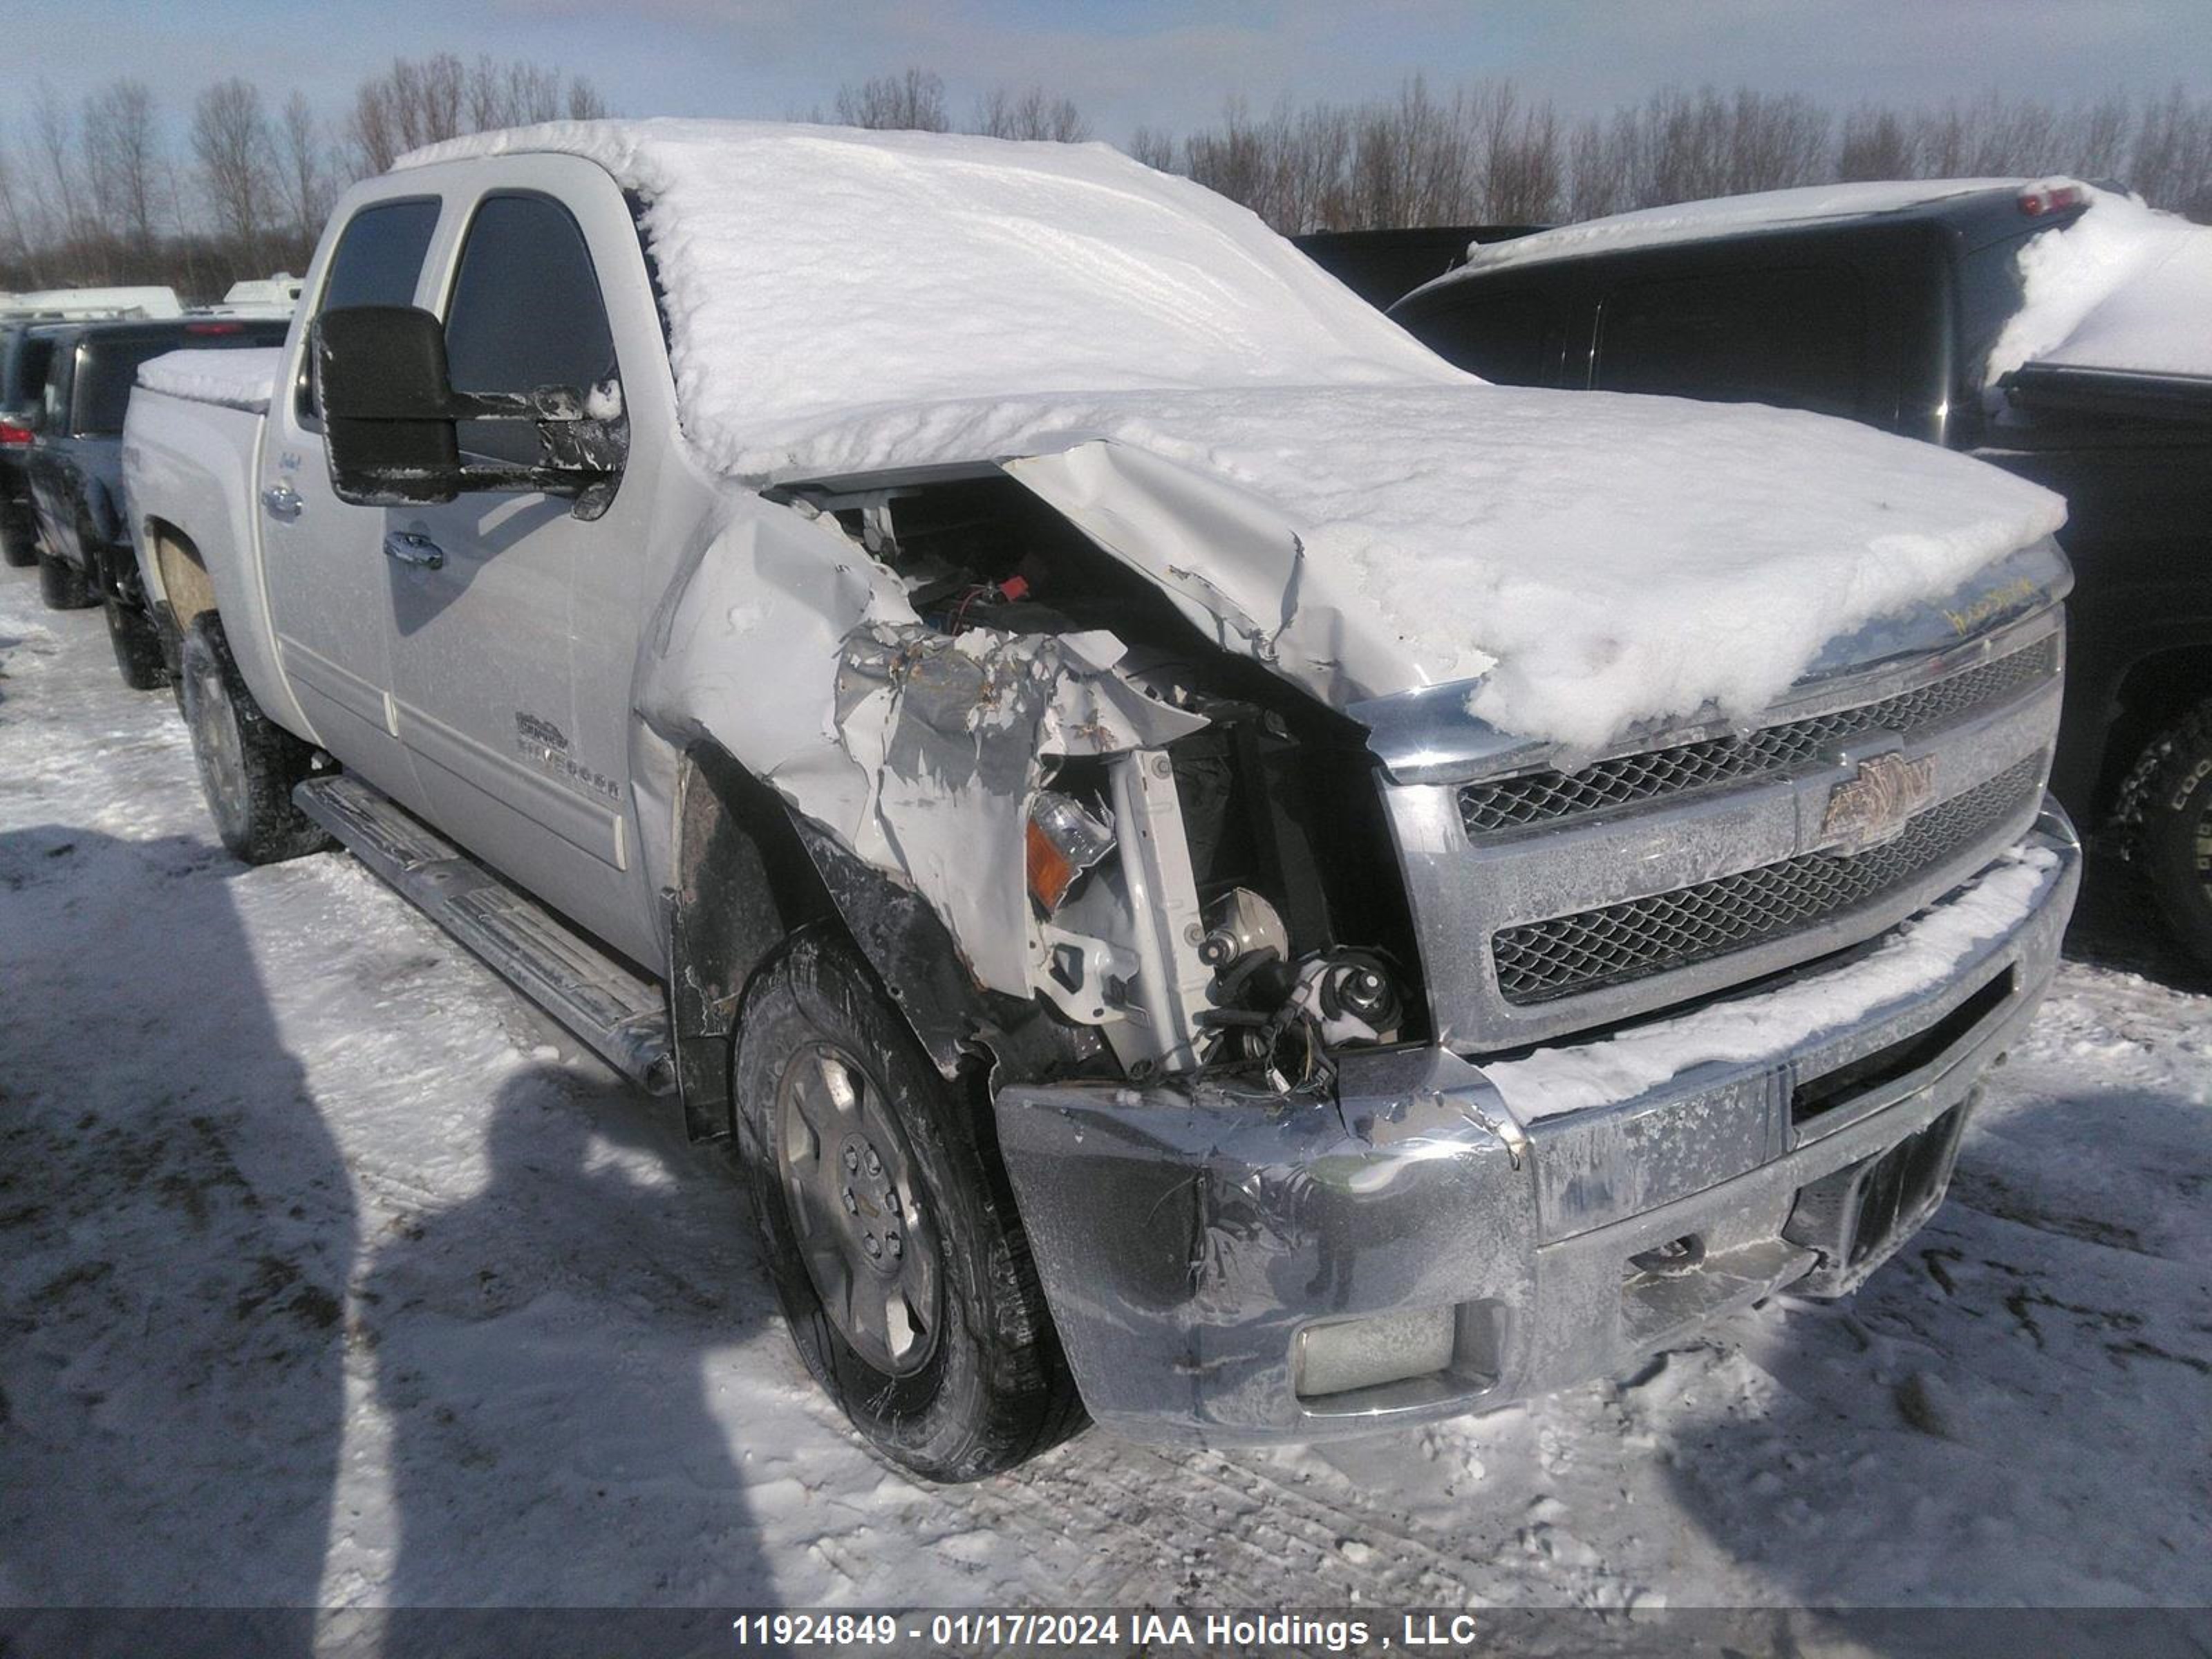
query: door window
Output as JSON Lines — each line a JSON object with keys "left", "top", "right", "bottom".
{"left": 1595, "top": 265, "right": 1865, "bottom": 418}
{"left": 299, "top": 196, "right": 442, "bottom": 422}
{"left": 1411, "top": 291, "right": 1568, "bottom": 386}
{"left": 442, "top": 193, "right": 621, "bottom": 469}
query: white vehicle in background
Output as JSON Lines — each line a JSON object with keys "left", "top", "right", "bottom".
{"left": 1, "top": 285, "right": 183, "bottom": 322}
{"left": 122, "top": 120, "right": 2079, "bottom": 1481}
{"left": 205, "top": 274, "right": 303, "bottom": 318}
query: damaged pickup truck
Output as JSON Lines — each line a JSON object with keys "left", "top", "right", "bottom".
{"left": 122, "top": 120, "right": 2081, "bottom": 1481}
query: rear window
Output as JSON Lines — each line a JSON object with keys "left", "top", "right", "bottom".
{"left": 4, "top": 333, "right": 55, "bottom": 409}
{"left": 75, "top": 323, "right": 288, "bottom": 434}
{"left": 1595, "top": 265, "right": 1865, "bottom": 418}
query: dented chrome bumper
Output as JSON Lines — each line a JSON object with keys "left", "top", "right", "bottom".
{"left": 993, "top": 807, "right": 2079, "bottom": 1445}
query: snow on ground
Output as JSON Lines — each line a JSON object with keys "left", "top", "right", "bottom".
{"left": 2, "top": 563, "right": 2209, "bottom": 1629}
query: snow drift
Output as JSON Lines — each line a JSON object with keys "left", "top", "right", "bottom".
{"left": 395, "top": 121, "right": 2063, "bottom": 746}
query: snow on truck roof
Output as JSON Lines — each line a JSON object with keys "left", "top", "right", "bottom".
{"left": 1988, "top": 187, "right": 2212, "bottom": 383}
{"left": 390, "top": 120, "right": 2068, "bottom": 749}
{"left": 395, "top": 120, "right": 1457, "bottom": 471}
{"left": 1437, "top": 176, "right": 2212, "bottom": 386}
{"left": 135, "top": 347, "right": 283, "bottom": 413}
{"left": 1450, "top": 178, "right": 2042, "bottom": 276}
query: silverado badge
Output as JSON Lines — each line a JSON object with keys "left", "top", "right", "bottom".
{"left": 1818, "top": 751, "right": 1938, "bottom": 855}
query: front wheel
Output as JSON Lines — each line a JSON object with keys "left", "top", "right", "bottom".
{"left": 2135, "top": 702, "right": 2212, "bottom": 967}
{"left": 178, "top": 613, "right": 332, "bottom": 865}
{"left": 732, "top": 928, "right": 1082, "bottom": 1481}
{"left": 37, "top": 551, "right": 93, "bottom": 610}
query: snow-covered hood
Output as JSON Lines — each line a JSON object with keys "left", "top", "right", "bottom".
{"left": 765, "top": 383, "right": 2067, "bottom": 749}
{"left": 391, "top": 123, "right": 2064, "bottom": 749}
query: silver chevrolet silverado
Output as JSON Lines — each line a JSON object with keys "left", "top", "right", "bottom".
{"left": 122, "top": 120, "right": 2079, "bottom": 1481}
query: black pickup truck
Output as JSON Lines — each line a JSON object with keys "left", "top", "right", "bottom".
{"left": 24, "top": 315, "right": 285, "bottom": 684}
{"left": 1389, "top": 180, "right": 2212, "bottom": 966}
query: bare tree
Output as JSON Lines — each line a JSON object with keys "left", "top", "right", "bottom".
{"left": 832, "top": 68, "right": 950, "bottom": 133}
{"left": 31, "top": 82, "right": 87, "bottom": 255}
{"left": 349, "top": 54, "right": 609, "bottom": 177}
{"left": 276, "top": 91, "right": 332, "bottom": 268}
{"left": 83, "top": 79, "right": 162, "bottom": 272}
{"left": 1474, "top": 79, "right": 1562, "bottom": 222}
{"left": 1837, "top": 104, "right": 1913, "bottom": 180}
{"left": 2132, "top": 85, "right": 2212, "bottom": 218}
{"left": 192, "top": 77, "right": 276, "bottom": 274}
{"left": 0, "top": 139, "right": 46, "bottom": 285}
{"left": 566, "top": 77, "right": 609, "bottom": 122}
{"left": 973, "top": 85, "right": 1091, "bottom": 142}
{"left": 1125, "top": 126, "right": 1177, "bottom": 172}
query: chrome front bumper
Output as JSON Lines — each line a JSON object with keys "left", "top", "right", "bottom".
{"left": 993, "top": 807, "right": 2081, "bottom": 1445}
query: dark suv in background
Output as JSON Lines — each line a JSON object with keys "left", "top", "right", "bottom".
{"left": 1389, "top": 181, "right": 2212, "bottom": 966}
{"left": 1, "top": 323, "right": 68, "bottom": 570}
{"left": 24, "top": 316, "right": 286, "bottom": 685}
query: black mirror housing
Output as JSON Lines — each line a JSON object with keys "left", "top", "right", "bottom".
{"left": 314, "top": 306, "right": 462, "bottom": 506}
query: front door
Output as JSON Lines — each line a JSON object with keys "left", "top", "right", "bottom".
{"left": 259, "top": 194, "right": 444, "bottom": 811}
{"left": 383, "top": 182, "right": 654, "bottom": 963}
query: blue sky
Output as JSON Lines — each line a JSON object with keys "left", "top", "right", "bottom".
{"left": 7, "top": 0, "right": 2208, "bottom": 142}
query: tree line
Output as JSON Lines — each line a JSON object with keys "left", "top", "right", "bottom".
{"left": 0, "top": 55, "right": 607, "bottom": 298}
{"left": 830, "top": 69, "right": 2212, "bottom": 232}
{"left": 5, "top": 59, "right": 2208, "bottom": 301}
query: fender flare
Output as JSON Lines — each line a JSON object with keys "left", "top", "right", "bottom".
{"left": 666, "top": 742, "right": 1027, "bottom": 1141}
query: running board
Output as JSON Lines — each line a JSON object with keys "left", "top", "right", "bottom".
{"left": 295, "top": 774, "right": 676, "bottom": 1095}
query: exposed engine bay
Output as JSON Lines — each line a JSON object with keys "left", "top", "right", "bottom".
{"left": 790, "top": 471, "right": 1428, "bottom": 1091}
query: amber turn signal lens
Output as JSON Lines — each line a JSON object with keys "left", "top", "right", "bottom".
{"left": 1025, "top": 790, "right": 1116, "bottom": 915}
{"left": 1026, "top": 816, "right": 1079, "bottom": 912}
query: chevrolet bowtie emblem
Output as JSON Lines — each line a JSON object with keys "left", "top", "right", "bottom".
{"left": 1818, "top": 751, "right": 1938, "bottom": 855}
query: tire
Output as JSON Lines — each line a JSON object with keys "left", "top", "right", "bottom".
{"left": 105, "top": 596, "right": 171, "bottom": 691}
{"left": 2135, "top": 702, "right": 2212, "bottom": 967}
{"left": 732, "top": 927, "right": 1082, "bottom": 1481}
{"left": 178, "top": 613, "right": 332, "bottom": 864}
{"left": 0, "top": 511, "right": 35, "bottom": 568}
{"left": 37, "top": 550, "right": 93, "bottom": 610}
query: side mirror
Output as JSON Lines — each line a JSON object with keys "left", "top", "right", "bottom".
{"left": 314, "top": 306, "right": 462, "bottom": 506}
{"left": 313, "top": 304, "right": 625, "bottom": 518}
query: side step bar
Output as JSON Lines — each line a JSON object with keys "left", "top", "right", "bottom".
{"left": 295, "top": 774, "right": 676, "bottom": 1095}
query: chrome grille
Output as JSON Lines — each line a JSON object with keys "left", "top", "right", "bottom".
{"left": 1491, "top": 753, "right": 2045, "bottom": 1005}
{"left": 1459, "top": 637, "right": 2058, "bottom": 838}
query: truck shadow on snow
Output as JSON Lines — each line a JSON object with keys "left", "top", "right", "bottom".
{"left": 0, "top": 825, "right": 353, "bottom": 1654}
{"left": 1644, "top": 1081, "right": 2212, "bottom": 1642}
{"left": 2062, "top": 851, "right": 2212, "bottom": 995}
{"left": 1, "top": 822, "right": 787, "bottom": 1653}
{"left": 353, "top": 1062, "right": 782, "bottom": 1649}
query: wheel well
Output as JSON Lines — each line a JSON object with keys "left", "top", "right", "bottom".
{"left": 672, "top": 742, "right": 1082, "bottom": 1144}
{"left": 2103, "top": 647, "right": 2212, "bottom": 819}
{"left": 668, "top": 744, "right": 836, "bottom": 1141}
{"left": 147, "top": 519, "right": 217, "bottom": 632}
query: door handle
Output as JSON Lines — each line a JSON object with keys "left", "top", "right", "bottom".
{"left": 382, "top": 529, "right": 445, "bottom": 570}
{"left": 260, "top": 482, "right": 302, "bottom": 521}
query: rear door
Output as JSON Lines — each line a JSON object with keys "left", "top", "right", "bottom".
{"left": 382, "top": 159, "right": 664, "bottom": 964}
{"left": 259, "top": 193, "right": 444, "bottom": 809}
{"left": 25, "top": 341, "right": 81, "bottom": 565}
